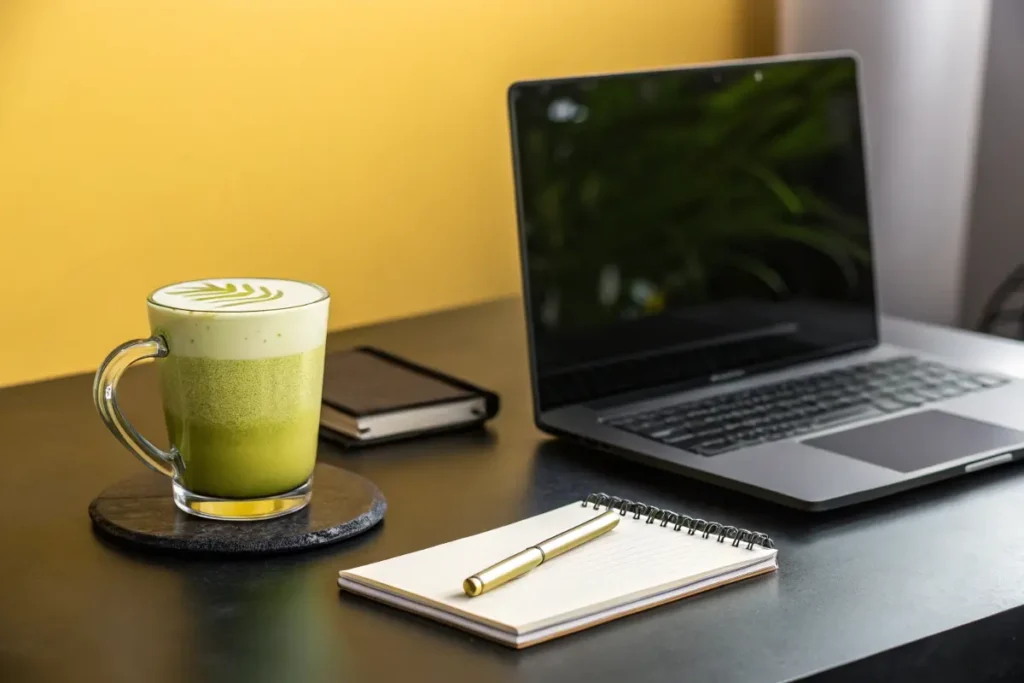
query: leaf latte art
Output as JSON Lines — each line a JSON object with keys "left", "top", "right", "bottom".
{"left": 167, "top": 282, "right": 285, "bottom": 309}
{"left": 150, "top": 277, "right": 327, "bottom": 315}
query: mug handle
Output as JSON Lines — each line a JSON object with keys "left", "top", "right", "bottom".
{"left": 93, "top": 335, "right": 184, "bottom": 478}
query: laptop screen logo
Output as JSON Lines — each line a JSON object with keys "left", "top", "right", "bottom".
{"left": 710, "top": 369, "right": 745, "bottom": 383}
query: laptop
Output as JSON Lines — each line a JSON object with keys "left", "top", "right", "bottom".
{"left": 507, "top": 52, "right": 1024, "bottom": 510}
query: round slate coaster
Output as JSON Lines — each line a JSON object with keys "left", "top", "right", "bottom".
{"left": 89, "top": 464, "right": 386, "bottom": 555}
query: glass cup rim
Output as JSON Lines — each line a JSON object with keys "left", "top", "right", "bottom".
{"left": 146, "top": 277, "right": 330, "bottom": 316}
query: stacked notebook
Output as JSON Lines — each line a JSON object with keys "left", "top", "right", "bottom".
{"left": 319, "top": 347, "right": 499, "bottom": 446}
{"left": 338, "top": 494, "right": 777, "bottom": 647}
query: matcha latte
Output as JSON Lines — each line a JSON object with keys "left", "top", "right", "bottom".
{"left": 148, "top": 278, "right": 329, "bottom": 503}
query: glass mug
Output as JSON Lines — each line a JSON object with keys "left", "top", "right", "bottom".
{"left": 94, "top": 278, "right": 329, "bottom": 520}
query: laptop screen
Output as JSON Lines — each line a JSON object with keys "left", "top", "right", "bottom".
{"left": 509, "top": 56, "right": 878, "bottom": 411}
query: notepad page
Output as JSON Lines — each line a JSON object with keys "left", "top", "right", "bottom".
{"left": 340, "top": 502, "right": 777, "bottom": 634}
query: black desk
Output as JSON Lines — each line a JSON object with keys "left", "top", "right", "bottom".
{"left": 3, "top": 298, "right": 1024, "bottom": 683}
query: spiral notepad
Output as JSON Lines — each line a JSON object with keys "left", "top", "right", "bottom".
{"left": 338, "top": 493, "right": 778, "bottom": 648}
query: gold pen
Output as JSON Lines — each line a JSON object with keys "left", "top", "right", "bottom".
{"left": 463, "top": 510, "right": 619, "bottom": 597}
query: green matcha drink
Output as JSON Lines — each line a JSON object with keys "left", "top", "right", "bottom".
{"left": 147, "top": 278, "right": 330, "bottom": 501}
{"left": 158, "top": 349, "right": 324, "bottom": 497}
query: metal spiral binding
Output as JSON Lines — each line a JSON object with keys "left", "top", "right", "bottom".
{"left": 581, "top": 492, "right": 775, "bottom": 550}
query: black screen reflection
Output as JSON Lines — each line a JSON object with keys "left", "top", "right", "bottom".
{"left": 510, "top": 57, "right": 877, "bottom": 409}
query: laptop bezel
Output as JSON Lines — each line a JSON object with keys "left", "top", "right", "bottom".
{"left": 507, "top": 51, "right": 881, "bottom": 422}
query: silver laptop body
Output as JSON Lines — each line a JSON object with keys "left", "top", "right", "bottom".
{"left": 507, "top": 52, "right": 1024, "bottom": 510}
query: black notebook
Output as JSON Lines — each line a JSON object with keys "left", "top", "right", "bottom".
{"left": 319, "top": 347, "right": 499, "bottom": 446}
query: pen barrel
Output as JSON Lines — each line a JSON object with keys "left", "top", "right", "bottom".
{"left": 462, "top": 510, "right": 619, "bottom": 597}
{"left": 464, "top": 548, "right": 544, "bottom": 596}
{"left": 535, "top": 510, "right": 619, "bottom": 560}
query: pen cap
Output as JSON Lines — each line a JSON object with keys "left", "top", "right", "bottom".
{"left": 536, "top": 510, "right": 619, "bottom": 560}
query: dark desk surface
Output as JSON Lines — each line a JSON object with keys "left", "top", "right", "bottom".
{"left": 4, "top": 298, "right": 1024, "bottom": 683}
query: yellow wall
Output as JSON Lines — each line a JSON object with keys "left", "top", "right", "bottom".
{"left": 0, "top": 0, "right": 773, "bottom": 387}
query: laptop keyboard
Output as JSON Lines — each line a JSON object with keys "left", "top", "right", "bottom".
{"left": 603, "top": 356, "right": 1008, "bottom": 457}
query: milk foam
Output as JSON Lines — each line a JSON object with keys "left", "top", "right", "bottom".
{"left": 150, "top": 278, "right": 325, "bottom": 313}
{"left": 148, "top": 279, "right": 329, "bottom": 360}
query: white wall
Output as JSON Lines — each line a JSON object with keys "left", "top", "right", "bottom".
{"left": 778, "top": 0, "right": 992, "bottom": 325}
{"left": 960, "top": 0, "right": 1024, "bottom": 332}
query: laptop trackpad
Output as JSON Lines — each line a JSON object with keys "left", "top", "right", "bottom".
{"left": 804, "top": 410, "right": 1024, "bottom": 473}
